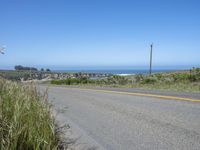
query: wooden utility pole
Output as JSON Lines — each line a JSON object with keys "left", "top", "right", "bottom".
{"left": 149, "top": 43, "right": 153, "bottom": 75}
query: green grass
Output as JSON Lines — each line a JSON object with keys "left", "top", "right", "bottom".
{"left": 0, "top": 78, "right": 64, "bottom": 150}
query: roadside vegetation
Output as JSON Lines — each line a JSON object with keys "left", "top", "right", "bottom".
{"left": 51, "top": 68, "right": 200, "bottom": 93}
{"left": 0, "top": 70, "right": 34, "bottom": 81}
{"left": 131, "top": 68, "right": 200, "bottom": 92}
{"left": 0, "top": 78, "right": 67, "bottom": 149}
{"left": 0, "top": 68, "right": 52, "bottom": 81}
{"left": 51, "top": 77, "right": 95, "bottom": 85}
{"left": 51, "top": 75, "right": 128, "bottom": 86}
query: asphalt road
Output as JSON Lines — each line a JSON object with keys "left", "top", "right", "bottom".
{"left": 40, "top": 85, "right": 200, "bottom": 150}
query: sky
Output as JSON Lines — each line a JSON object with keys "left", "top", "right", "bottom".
{"left": 0, "top": 0, "right": 200, "bottom": 70}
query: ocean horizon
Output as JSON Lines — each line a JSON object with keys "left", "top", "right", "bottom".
{"left": 53, "top": 69, "right": 184, "bottom": 75}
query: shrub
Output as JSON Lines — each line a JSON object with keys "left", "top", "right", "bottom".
{"left": 106, "top": 75, "right": 128, "bottom": 85}
{"left": 172, "top": 73, "right": 190, "bottom": 81}
{"left": 141, "top": 77, "right": 157, "bottom": 84}
{"left": 190, "top": 68, "right": 200, "bottom": 81}
{"left": 134, "top": 74, "right": 144, "bottom": 82}
{"left": 154, "top": 73, "right": 163, "bottom": 80}
{"left": 51, "top": 80, "right": 63, "bottom": 85}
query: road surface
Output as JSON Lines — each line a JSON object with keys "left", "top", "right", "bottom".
{"left": 40, "top": 85, "right": 200, "bottom": 150}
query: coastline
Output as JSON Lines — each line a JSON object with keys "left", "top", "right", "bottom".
{"left": 53, "top": 69, "right": 181, "bottom": 75}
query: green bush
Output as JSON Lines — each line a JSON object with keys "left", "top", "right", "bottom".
{"left": 154, "top": 73, "right": 163, "bottom": 80}
{"left": 51, "top": 80, "right": 63, "bottom": 85}
{"left": 172, "top": 73, "right": 190, "bottom": 81}
{"left": 141, "top": 77, "right": 157, "bottom": 84}
{"left": 190, "top": 68, "right": 200, "bottom": 81}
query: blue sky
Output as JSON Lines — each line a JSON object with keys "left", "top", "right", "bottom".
{"left": 0, "top": 0, "right": 200, "bottom": 70}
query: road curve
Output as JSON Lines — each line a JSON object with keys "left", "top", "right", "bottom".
{"left": 40, "top": 85, "right": 200, "bottom": 150}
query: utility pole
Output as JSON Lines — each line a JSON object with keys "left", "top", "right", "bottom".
{"left": 149, "top": 43, "right": 153, "bottom": 75}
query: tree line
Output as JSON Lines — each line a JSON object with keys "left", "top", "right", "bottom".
{"left": 14, "top": 65, "right": 51, "bottom": 72}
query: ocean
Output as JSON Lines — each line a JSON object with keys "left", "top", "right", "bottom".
{"left": 54, "top": 69, "right": 181, "bottom": 75}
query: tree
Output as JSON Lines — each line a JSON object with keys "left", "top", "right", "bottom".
{"left": 46, "top": 68, "right": 51, "bottom": 72}
{"left": 14, "top": 65, "right": 38, "bottom": 71}
{"left": 41, "top": 68, "right": 44, "bottom": 71}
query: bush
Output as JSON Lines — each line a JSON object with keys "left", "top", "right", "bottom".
{"left": 106, "top": 75, "right": 128, "bottom": 85}
{"left": 154, "top": 73, "right": 163, "bottom": 80}
{"left": 141, "top": 77, "right": 157, "bottom": 84}
{"left": 134, "top": 74, "right": 144, "bottom": 82}
{"left": 190, "top": 68, "right": 200, "bottom": 81}
{"left": 51, "top": 80, "right": 63, "bottom": 85}
{"left": 172, "top": 73, "right": 190, "bottom": 81}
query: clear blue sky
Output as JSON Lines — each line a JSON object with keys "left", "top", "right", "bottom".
{"left": 0, "top": 0, "right": 200, "bottom": 70}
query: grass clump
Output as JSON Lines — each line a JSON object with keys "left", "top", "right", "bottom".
{"left": 0, "top": 78, "right": 62, "bottom": 150}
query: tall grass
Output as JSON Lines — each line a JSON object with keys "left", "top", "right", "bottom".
{"left": 0, "top": 78, "right": 62, "bottom": 150}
